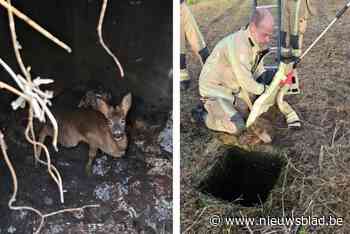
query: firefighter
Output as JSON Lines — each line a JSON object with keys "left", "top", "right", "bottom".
{"left": 281, "top": 0, "right": 314, "bottom": 60}
{"left": 196, "top": 9, "right": 300, "bottom": 141}
{"left": 180, "top": 0, "right": 209, "bottom": 90}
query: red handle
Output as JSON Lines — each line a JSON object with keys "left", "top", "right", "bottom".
{"left": 280, "top": 71, "right": 294, "bottom": 86}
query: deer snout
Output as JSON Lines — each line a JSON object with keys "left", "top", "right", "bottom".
{"left": 111, "top": 123, "right": 125, "bottom": 141}
{"left": 112, "top": 131, "right": 124, "bottom": 141}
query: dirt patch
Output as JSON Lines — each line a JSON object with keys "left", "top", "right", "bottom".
{"left": 181, "top": 0, "right": 350, "bottom": 233}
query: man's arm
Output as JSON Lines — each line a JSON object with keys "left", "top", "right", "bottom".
{"left": 227, "top": 42, "right": 266, "bottom": 95}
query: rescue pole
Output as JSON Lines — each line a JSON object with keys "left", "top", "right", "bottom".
{"left": 295, "top": 0, "right": 350, "bottom": 67}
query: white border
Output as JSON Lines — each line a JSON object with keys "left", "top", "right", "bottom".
{"left": 173, "top": 0, "right": 180, "bottom": 233}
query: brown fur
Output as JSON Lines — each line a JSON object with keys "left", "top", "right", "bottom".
{"left": 239, "top": 118, "right": 273, "bottom": 145}
{"left": 78, "top": 89, "right": 112, "bottom": 110}
{"left": 37, "top": 94, "right": 132, "bottom": 175}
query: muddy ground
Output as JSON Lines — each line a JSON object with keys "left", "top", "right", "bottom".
{"left": 0, "top": 84, "right": 172, "bottom": 233}
{"left": 181, "top": 0, "right": 350, "bottom": 233}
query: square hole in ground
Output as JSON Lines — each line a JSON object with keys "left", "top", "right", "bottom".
{"left": 199, "top": 147, "right": 285, "bottom": 207}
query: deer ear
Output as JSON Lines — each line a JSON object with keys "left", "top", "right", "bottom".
{"left": 119, "top": 93, "right": 132, "bottom": 117}
{"left": 96, "top": 98, "right": 111, "bottom": 118}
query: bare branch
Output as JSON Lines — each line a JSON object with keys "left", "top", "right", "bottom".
{"left": 0, "top": 0, "right": 72, "bottom": 53}
{"left": 97, "top": 0, "right": 125, "bottom": 78}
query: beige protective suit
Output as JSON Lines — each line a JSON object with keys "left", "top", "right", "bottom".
{"left": 281, "top": 0, "right": 315, "bottom": 57}
{"left": 281, "top": 0, "right": 315, "bottom": 95}
{"left": 180, "top": 0, "right": 208, "bottom": 84}
{"left": 246, "top": 62, "right": 300, "bottom": 128}
{"left": 199, "top": 27, "right": 300, "bottom": 135}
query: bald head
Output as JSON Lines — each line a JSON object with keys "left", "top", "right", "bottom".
{"left": 250, "top": 9, "right": 274, "bottom": 46}
{"left": 251, "top": 8, "right": 273, "bottom": 26}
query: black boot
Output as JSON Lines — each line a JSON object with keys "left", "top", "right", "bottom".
{"left": 191, "top": 103, "right": 207, "bottom": 124}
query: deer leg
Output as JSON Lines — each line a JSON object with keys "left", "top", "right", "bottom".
{"left": 86, "top": 146, "right": 97, "bottom": 176}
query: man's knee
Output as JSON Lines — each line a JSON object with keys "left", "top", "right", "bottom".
{"left": 204, "top": 113, "right": 246, "bottom": 135}
{"left": 203, "top": 99, "right": 246, "bottom": 135}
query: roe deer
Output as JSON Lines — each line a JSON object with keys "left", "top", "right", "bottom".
{"left": 239, "top": 117, "right": 273, "bottom": 145}
{"left": 37, "top": 93, "right": 132, "bottom": 175}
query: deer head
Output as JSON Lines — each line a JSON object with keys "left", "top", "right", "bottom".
{"left": 96, "top": 93, "right": 132, "bottom": 141}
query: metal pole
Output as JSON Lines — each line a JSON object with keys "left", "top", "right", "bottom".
{"left": 277, "top": 0, "right": 281, "bottom": 64}
{"left": 296, "top": 1, "right": 350, "bottom": 66}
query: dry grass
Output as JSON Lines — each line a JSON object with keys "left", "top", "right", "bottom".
{"left": 181, "top": 0, "right": 350, "bottom": 233}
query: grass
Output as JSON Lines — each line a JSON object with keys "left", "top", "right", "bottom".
{"left": 181, "top": 0, "right": 350, "bottom": 233}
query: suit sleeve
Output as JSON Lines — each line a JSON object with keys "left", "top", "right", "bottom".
{"left": 254, "top": 60, "right": 266, "bottom": 79}
{"left": 227, "top": 41, "right": 265, "bottom": 95}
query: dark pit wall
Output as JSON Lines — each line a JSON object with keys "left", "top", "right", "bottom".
{"left": 0, "top": 2, "right": 173, "bottom": 233}
{"left": 0, "top": 0, "right": 172, "bottom": 123}
{"left": 199, "top": 147, "right": 285, "bottom": 207}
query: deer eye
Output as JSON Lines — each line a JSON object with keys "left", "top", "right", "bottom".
{"left": 120, "top": 119, "right": 125, "bottom": 125}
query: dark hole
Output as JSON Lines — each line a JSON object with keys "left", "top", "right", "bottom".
{"left": 199, "top": 147, "right": 285, "bottom": 207}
